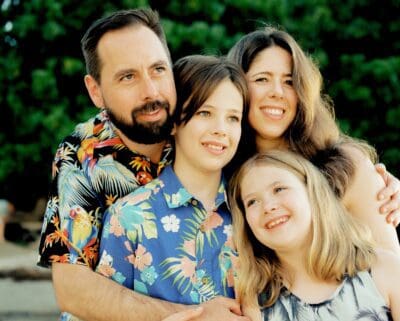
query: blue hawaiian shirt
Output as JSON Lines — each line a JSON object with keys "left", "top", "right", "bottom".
{"left": 96, "top": 165, "right": 238, "bottom": 304}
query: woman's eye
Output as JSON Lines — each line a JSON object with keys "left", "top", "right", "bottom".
{"left": 255, "top": 77, "right": 268, "bottom": 83}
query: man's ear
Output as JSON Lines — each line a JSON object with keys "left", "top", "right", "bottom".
{"left": 84, "top": 75, "right": 104, "bottom": 108}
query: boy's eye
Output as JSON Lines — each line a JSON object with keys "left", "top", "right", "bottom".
{"left": 197, "top": 110, "right": 211, "bottom": 117}
{"left": 228, "top": 115, "right": 241, "bottom": 123}
{"left": 284, "top": 79, "right": 293, "bottom": 86}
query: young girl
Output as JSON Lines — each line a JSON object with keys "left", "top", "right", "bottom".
{"left": 96, "top": 55, "right": 248, "bottom": 306}
{"left": 229, "top": 150, "right": 400, "bottom": 321}
{"left": 227, "top": 26, "right": 400, "bottom": 254}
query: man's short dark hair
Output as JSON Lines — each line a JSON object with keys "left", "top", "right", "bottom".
{"left": 81, "top": 8, "right": 171, "bottom": 82}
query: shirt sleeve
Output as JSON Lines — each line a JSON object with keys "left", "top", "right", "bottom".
{"left": 37, "top": 137, "right": 103, "bottom": 269}
{"left": 95, "top": 205, "right": 135, "bottom": 289}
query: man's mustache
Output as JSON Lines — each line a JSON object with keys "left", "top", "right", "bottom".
{"left": 132, "top": 100, "right": 170, "bottom": 117}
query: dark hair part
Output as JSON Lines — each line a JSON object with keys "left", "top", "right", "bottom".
{"left": 228, "top": 28, "right": 292, "bottom": 74}
{"left": 81, "top": 8, "right": 170, "bottom": 83}
{"left": 172, "top": 55, "right": 249, "bottom": 126}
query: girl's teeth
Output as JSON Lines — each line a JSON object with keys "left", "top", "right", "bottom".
{"left": 267, "top": 216, "right": 288, "bottom": 229}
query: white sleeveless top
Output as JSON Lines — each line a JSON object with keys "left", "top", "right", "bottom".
{"left": 260, "top": 271, "right": 391, "bottom": 321}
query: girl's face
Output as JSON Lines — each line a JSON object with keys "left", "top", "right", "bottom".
{"left": 173, "top": 78, "right": 243, "bottom": 175}
{"left": 246, "top": 46, "right": 298, "bottom": 150}
{"left": 240, "top": 164, "right": 312, "bottom": 253}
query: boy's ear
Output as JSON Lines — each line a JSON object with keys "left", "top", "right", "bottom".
{"left": 84, "top": 75, "right": 104, "bottom": 109}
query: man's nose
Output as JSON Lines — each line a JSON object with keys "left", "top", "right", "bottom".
{"left": 140, "top": 76, "right": 159, "bottom": 101}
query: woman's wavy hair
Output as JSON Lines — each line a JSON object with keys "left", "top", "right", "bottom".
{"left": 226, "top": 25, "right": 378, "bottom": 199}
{"left": 227, "top": 25, "right": 339, "bottom": 161}
{"left": 228, "top": 150, "right": 375, "bottom": 308}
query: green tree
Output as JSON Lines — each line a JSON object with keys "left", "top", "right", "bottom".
{"left": 1, "top": 0, "right": 399, "bottom": 211}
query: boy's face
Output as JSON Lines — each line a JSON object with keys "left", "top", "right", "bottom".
{"left": 173, "top": 78, "right": 243, "bottom": 175}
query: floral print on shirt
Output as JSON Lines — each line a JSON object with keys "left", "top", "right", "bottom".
{"left": 96, "top": 165, "right": 238, "bottom": 304}
{"left": 37, "top": 110, "right": 173, "bottom": 269}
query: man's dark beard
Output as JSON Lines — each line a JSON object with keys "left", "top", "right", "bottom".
{"left": 107, "top": 100, "right": 173, "bottom": 144}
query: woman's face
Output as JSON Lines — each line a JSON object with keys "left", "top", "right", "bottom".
{"left": 246, "top": 46, "right": 298, "bottom": 151}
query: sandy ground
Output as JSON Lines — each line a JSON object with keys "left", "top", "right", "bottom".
{"left": 0, "top": 240, "right": 60, "bottom": 320}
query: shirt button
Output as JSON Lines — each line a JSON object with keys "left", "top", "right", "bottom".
{"left": 201, "top": 277, "right": 209, "bottom": 285}
{"left": 199, "top": 224, "right": 205, "bottom": 233}
{"left": 191, "top": 199, "right": 198, "bottom": 206}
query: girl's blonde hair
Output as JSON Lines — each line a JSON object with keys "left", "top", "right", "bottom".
{"left": 228, "top": 150, "right": 375, "bottom": 307}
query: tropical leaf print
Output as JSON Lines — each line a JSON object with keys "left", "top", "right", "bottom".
{"left": 115, "top": 202, "right": 157, "bottom": 243}
{"left": 355, "top": 307, "right": 392, "bottom": 321}
{"left": 184, "top": 207, "right": 222, "bottom": 257}
{"left": 58, "top": 162, "right": 98, "bottom": 221}
{"left": 89, "top": 155, "right": 139, "bottom": 196}
{"left": 129, "top": 156, "right": 151, "bottom": 172}
{"left": 161, "top": 256, "right": 197, "bottom": 295}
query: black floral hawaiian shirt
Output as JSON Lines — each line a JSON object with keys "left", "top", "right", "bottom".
{"left": 37, "top": 110, "right": 173, "bottom": 269}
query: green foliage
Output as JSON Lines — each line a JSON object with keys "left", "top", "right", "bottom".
{"left": 1, "top": 0, "right": 399, "bottom": 208}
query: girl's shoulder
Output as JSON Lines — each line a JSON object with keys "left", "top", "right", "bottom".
{"left": 371, "top": 248, "right": 400, "bottom": 308}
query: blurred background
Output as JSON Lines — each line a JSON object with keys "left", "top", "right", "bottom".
{"left": 1, "top": 0, "right": 399, "bottom": 239}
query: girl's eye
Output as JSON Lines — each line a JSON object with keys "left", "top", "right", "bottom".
{"left": 245, "top": 199, "right": 258, "bottom": 208}
{"left": 197, "top": 110, "right": 211, "bottom": 117}
{"left": 274, "top": 187, "right": 286, "bottom": 193}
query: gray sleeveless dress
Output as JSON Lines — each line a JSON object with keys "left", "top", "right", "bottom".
{"left": 261, "top": 271, "right": 391, "bottom": 321}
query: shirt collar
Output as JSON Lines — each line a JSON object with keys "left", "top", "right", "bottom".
{"left": 160, "top": 165, "right": 228, "bottom": 210}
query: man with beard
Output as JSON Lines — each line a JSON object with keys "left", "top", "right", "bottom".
{"left": 37, "top": 8, "right": 247, "bottom": 321}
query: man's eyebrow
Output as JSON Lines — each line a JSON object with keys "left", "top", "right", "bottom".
{"left": 151, "top": 60, "right": 170, "bottom": 68}
{"left": 114, "top": 68, "right": 135, "bottom": 80}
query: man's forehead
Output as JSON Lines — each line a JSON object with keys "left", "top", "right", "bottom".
{"left": 98, "top": 25, "right": 170, "bottom": 70}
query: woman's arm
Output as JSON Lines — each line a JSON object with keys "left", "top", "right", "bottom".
{"left": 341, "top": 145, "right": 400, "bottom": 255}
